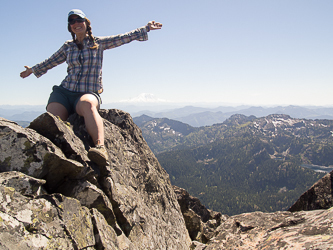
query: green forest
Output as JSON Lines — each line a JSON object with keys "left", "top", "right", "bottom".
{"left": 135, "top": 114, "right": 333, "bottom": 215}
{"left": 157, "top": 136, "right": 324, "bottom": 215}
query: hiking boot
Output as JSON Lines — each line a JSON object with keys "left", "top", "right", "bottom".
{"left": 88, "top": 145, "right": 109, "bottom": 167}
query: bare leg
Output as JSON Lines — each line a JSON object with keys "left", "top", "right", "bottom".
{"left": 47, "top": 102, "right": 69, "bottom": 121}
{"left": 76, "top": 94, "right": 108, "bottom": 166}
{"left": 75, "top": 94, "right": 104, "bottom": 146}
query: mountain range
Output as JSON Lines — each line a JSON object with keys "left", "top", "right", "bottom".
{"left": 0, "top": 105, "right": 45, "bottom": 123}
{"left": 3, "top": 103, "right": 333, "bottom": 127}
{"left": 134, "top": 113, "right": 333, "bottom": 215}
{"left": 132, "top": 105, "right": 333, "bottom": 127}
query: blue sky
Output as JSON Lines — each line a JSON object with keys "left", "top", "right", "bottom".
{"left": 1, "top": 0, "right": 332, "bottom": 107}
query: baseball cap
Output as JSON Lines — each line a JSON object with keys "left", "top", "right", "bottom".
{"left": 68, "top": 9, "right": 86, "bottom": 21}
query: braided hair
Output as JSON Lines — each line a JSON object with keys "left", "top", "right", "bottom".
{"left": 68, "top": 18, "right": 98, "bottom": 50}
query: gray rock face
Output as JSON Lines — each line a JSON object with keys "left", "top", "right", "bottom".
{"left": 0, "top": 111, "right": 191, "bottom": 249}
{"left": 69, "top": 109, "right": 192, "bottom": 249}
{"left": 173, "top": 173, "right": 333, "bottom": 249}
{"left": 173, "top": 186, "right": 226, "bottom": 243}
{"left": 202, "top": 209, "right": 333, "bottom": 249}
{"left": 0, "top": 117, "right": 85, "bottom": 192}
{"left": 289, "top": 170, "right": 333, "bottom": 212}
{"left": 0, "top": 171, "right": 46, "bottom": 196}
{"left": 0, "top": 185, "right": 95, "bottom": 249}
{"left": 177, "top": 191, "right": 333, "bottom": 249}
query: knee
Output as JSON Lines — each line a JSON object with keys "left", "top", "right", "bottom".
{"left": 76, "top": 99, "right": 99, "bottom": 117}
{"left": 76, "top": 94, "right": 100, "bottom": 117}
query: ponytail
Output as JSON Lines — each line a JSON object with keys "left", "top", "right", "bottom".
{"left": 86, "top": 25, "right": 98, "bottom": 49}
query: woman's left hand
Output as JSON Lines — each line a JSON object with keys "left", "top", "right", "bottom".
{"left": 147, "top": 21, "right": 162, "bottom": 31}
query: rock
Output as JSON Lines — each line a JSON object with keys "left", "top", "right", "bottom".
{"left": 289, "top": 170, "right": 333, "bottom": 212}
{"left": 174, "top": 179, "right": 333, "bottom": 249}
{"left": 183, "top": 209, "right": 203, "bottom": 241}
{"left": 0, "top": 185, "right": 95, "bottom": 249}
{"left": 0, "top": 111, "right": 192, "bottom": 249}
{"left": 28, "top": 112, "right": 98, "bottom": 185}
{"left": 204, "top": 208, "right": 333, "bottom": 249}
{"left": 190, "top": 241, "right": 206, "bottom": 250}
{"left": 57, "top": 179, "right": 119, "bottom": 232}
{"left": 91, "top": 208, "right": 121, "bottom": 250}
{"left": 68, "top": 110, "right": 192, "bottom": 249}
{"left": 173, "top": 185, "right": 226, "bottom": 243}
{"left": 0, "top": 171, "right": 46, "bottom": 196}
{"left": 28, "top": 112, "right": 90, "bottom": 165}
{"left": 0, "top": 117, "right": 85, "bottom": 192}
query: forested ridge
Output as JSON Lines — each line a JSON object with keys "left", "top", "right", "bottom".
{"left": 135, "top": 114, "right": 333, "bottom": 215}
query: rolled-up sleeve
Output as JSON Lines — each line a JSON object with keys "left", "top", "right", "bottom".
{"left": 32, "top": 44, "right": 67, "bottom": 78}
{"left": 98, "top": 26, "right": 148, "bottom": 50}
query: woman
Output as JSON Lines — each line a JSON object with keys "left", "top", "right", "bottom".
{"left": 20, "top": 9, "right": 162, "bottom": 167}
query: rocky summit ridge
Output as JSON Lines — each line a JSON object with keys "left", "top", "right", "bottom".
{"left": 0, "top": 110, "right": 332, "bottom": 249}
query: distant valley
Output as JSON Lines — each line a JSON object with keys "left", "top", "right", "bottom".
{"left": 134, "top": 114, "right": 333, "bottom": 215}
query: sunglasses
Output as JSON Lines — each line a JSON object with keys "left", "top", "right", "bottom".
{"left": 68, "top": 18, "right": 85, "bottom": 25}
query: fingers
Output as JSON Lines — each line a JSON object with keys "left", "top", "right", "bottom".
{"left": 20, "top": 70, "right": 26, "bottom": 78}
{"left": 148, "top": 20, "right": 162, "bottom": 30}
{"left": 20, "top": 71, "right": 27, "bottom": 78}
{"left": 20, "top": 66, "right": 32, "bottom": 78}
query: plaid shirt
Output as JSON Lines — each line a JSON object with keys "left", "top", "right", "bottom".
{"left": 32, "top": 26, "right": 148, "bottom": 93}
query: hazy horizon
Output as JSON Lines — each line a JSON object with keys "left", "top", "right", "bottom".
{"left": 1, "top": 91, "right": 333, "bottom": 111}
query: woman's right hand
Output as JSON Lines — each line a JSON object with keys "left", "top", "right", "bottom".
{"left": 20, "top": 66, "right": 33, "bottom": 78}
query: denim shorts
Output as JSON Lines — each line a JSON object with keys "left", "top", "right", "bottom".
{"left": 47, "top": 85, "right": 102, "bottom": 115}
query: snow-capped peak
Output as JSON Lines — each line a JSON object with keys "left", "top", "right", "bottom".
{"left": 120, "top": 93, "right": 168, "bottom": 103}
